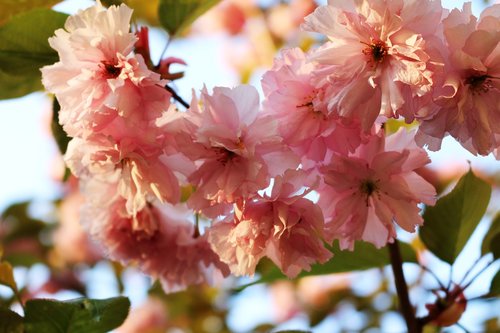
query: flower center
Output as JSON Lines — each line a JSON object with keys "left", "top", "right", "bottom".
{"left": 362, "top": 39, "right": 389, "bottom": 65}
{"left": 359, "top": 179, "right": 378, "bottom": 196}
{"left": 296, "top": 90, "right": 327, "bottom": 119}
{"left": 214, "top": 139, "right": 244, "bottom": 165}
{"left": 464, "top": 73, "right": 493, "bottom": 94}
{"left": 102, "top": 61, "right": 121, "bottom": 78}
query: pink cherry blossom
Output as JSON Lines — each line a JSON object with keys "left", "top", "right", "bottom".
{"left": 262, "top": 47, "right": 365, "bottom": 163}
{"left": 178, "top": 85, "right": 298, "bottom": 215}
{"left": 85, "top": 197, "right": 229, "bottom": 292}
{"left": 41, "top": 2, "right": 171, "bottom": 138}
{"left": 416, "top": 3, "right": 500, "bottom": 156}
{"left": 302, "top": 0, "right": 444, "bottom": 132}
{"left": 209, "top": 170, "right": 331, "bottom": 277}
{"left": 65, "top": 136, "right": 180, "bottom": 215}
{"left": 116, "top": 297, "right": 168, "bottom": 333}
{"left": 318, "top": 128, "right": 436, "bottom": 250}
{"left": 53, "top": 190, "right": 102, "bottom": 265}
{"left": 208, "top": 201, "right": 272, "bottom": 276}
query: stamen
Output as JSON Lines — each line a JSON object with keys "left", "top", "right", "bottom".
{"left": 102, "top": 61, "right": 121, "bottom": 78}
{"left": 464, "top": 74, "right": 493, "bottom": 94}
{"left": 362, "top": 39, "right": 389, "bottom": 66}
{"left": 359, "top": 179, "right": 378, "bottom": 196}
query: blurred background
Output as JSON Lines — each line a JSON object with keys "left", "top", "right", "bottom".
{"left": 0, "top": 0, "right": 499, "bottom": 332}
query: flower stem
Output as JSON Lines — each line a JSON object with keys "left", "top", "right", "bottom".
{"left": 388, "top": 241, "right": 419, "bottom": 333}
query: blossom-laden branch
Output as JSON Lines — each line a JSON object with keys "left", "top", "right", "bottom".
{"left": 39, "top": 1, "right": 499, "bottom": 324}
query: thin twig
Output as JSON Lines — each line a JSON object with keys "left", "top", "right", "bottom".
{"left": 388, "top": 241, "right": 420, "bottom": 333}
{"left": 458, "top": 256, "right": 484, "bottom": 287}
{"left": 158, "top": 37, "right": 172, "bottom": 65}
{"left": 165, "top": 85, "right": 190, "bottom": 108}
{"left": 457, "top": 322, "right": 471, "bottom": 333}
{"left": 447, "top": 265, "right": 454, "bottom": 291}
{"left": 462, "top": 259, "right": 495, "bottom": 291}
{"left": 421, "top": 265, "right": 447, "bottom": 290}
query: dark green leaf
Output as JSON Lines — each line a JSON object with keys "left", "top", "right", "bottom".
{"left": 3, "top": 253, "right": 44, "bottom": 268}
{"left": 0, "top": 308, "right": 23, "bottom": 333}
{"left": 489, "top": 269, "right": 500, "bottom": 296}
{"left": 489, "top": 233, "right": 500, "bottom": 260}
{"left": 1, "top": 201, "right": 47, "bottom": 243}
{"left": 24, "top": 297, "right": 130, "bottom": 333}
{"left": 0, "top": 69, "right": 43, "bottom": 99}
{"left": 100, "top": 0, "right": 125, "bottom": 6}
{"left": 0, "top": 9, "right": 67, "bottom": 99}
{"left": 481, "top": 213, "right": 500, "bottom": 257}
{"left": 419, "top": 169, "right": 491, "bottom": 264}
{"left": 158, "top": 0, "right": 220, "bottom": 36}
{"left": 51, "top": 98, "right": 71, "bottom": 155}
{"left": 235, "top": 241, "right": 417, "bottom": 291}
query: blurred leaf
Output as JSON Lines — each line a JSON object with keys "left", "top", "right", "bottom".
{"left": 481, "top": 213, "right": 500, "bottom": 257}
{"left": 100, "top": 0, "right": 125, "bottom": 6}
{"left": 0, "top": 9, "right": 67, "bottom": 99}
{"left": 101, "top": 0, "right": 161, "bottom": 26}
{"left": 180, "top": 184, "right": 194, "bottom": 202}
{"left": 0, "top": 308, "right": 23, "bottom": 333}
{"left": 0, "top": 0, "right": 61, "bottom": 26}
{"left": 158, "top": 0, "right": 220, "bottom": 36}
{"left": 3, "top": 253, "right": 44, "bottom": 268}
{"left": 0, "top": 261, "right": 18, "bottom": 292}
{"left": 51, "top": 98, "right": 71, "bottom": 155}
{"left": 1, "top": 201, "right": 47, "bottom": 242}
{"left": 489, "top": 269, "right": 500, "bottom": 296}
{"left": 420, "top": 169, "right": 491, "bottom": 264}
{"left": 0, "top": 69, "right": 43, "bottom": 99}
{"left": 0, "top": 9, "right": 67, "bottom": 76}
{"left": 384, "top": 118, "right": 418, "bottom": 134}
{"left": 24, "top": 297, "right": 130, "bottom": 333}
{"left": 0, "top": 245, "right": 3, "bottom": 259}
{"left": 128, "top": 0, "right": 161, "bottom": 26}
{"left": 236, "top": 241, "right": 417, "bottom": 291}
{"left": 489, "top": 233, "right": 500, "bottom": 260}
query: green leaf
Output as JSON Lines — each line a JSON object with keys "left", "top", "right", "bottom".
{"left": 489, "top": 269, "right": 500, "bottom": 296}
{"left": 419, "top": 169, "right": 491, "bottom": 264}
{"left": 24, "top": 297, "right": 131, "bottom": 333}
{"left": 0, "top": 9, "right": 67, "bottom": 99}
{"left": 236, "top": 241, "right": 418, "bottom": 291}
{"left": 0, "top": 0, "right": 61, "bottom": 26}
{"left": 51, "top": 98, "right": 71, "bottom": 155}
{"left": 481, "top": 213, "right": 500, "bottom": 257}
{"left": 0, "top": 69, "right": 43, "bottom": 99}
{"left": 489, "top": 233, "right": 500, "bottom": 260}
{"left": 0, "top": 308, "right": 23, "bottom": 333}
{"left": 0, "top": 261, "right": 18, "bottom": 293}
{"left": 158, "top": 0, "right": 221, "bottom": 36}
{"left": 0, "top": 9, "right": 68, "bottom": 76}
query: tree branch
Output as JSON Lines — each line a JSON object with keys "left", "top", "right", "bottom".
{"left": 388, "top": 241, "right": 420, "bottom": 333}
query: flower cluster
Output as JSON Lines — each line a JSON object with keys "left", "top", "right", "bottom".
{"left": 41, "top": 0, "right": 499, "bottom": 291}
{"left": 42, "top": 2, "right": 229, "bottom": 292}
